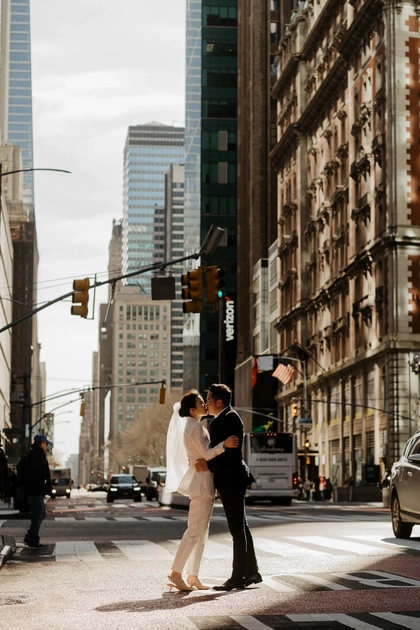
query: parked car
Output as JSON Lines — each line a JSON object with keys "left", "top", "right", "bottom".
{"left": 390, "top": 432, "right": 420, "bottom": 538}
{"left": 106, "top": 474, "right": 142, "bottom": 503}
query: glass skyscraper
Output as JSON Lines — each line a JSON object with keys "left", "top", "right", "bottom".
{"left": 122, "top": 123, "right": 184, "bottom": 290}
{"left": 7, "top": 0, "right": 34, "bottom": 212}
{"left": 199, "top": 0, "right": 238, "bottom": 391}
{"left": 184, "top": 0, "right": 202, "bottom": 257}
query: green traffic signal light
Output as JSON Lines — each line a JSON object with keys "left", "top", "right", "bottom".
{"left": 217, "top": 289, "right": 224, "bottom": 298}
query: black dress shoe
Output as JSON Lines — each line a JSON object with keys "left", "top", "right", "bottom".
{"left": 212, "top": 578, "right": 247, "bottom": 591}
{"left": 245, "top": 572, "right": 263, "bottom": 587}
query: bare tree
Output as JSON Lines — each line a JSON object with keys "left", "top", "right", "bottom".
{"left": 110, "top": 391, "right": 182, "bottom": 469}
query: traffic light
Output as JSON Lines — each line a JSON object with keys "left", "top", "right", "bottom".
{"left": 79, "top": 401, "right": 85, "bottom": 417}
{"left": 180, "top": 268, "right": 203, "bottom": 313}
{"left": 291, "top": 402, "right": 298, "bottom": 418}
{"left": 71, "top": 278, "right": 90, "bottom": 318}
{"left": 206, "top": 266, "right": 226, "bottom": 303}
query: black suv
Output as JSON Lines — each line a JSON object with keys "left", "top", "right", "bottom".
{"left": 106, "top": 474, "right": 142, "bottom": 503}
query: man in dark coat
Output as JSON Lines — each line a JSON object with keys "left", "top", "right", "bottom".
{"left": 24, "top": 434, "right": 52, "bottom": 548}
{"left": 195, "top": 383, "right": 261, "bottom": 590}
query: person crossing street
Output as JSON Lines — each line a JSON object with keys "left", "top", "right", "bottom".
{"left": 23, "top": 434, "right": 52, "bottom": 549}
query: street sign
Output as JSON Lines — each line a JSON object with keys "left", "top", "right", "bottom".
{"left": 299, "top": 417, "right": 313, "bottom": 427}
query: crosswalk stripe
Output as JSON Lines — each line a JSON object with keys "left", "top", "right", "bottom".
{"left": 84, "top": 517, "right": 108, "bottom": 522}
{"left": 0, "top": 521, "right": 5, "bottom": 527}
{"left": 261, "top": 576, "right": 295, "bottom": 592}
{"left": 253, "top": 536, "right": 329, "bottom": 556}
{"left": 231, "top": 616, "right": 273, "bottom": 629}
{"left": 113, "top": 517, "right": 138, "bottom": 522}
{"left": 169, "top": 539, "right": 232, "bottom": 559}
{"left": 295, "top": 573, "right": 350, "bottom": 591}
{"left": 346, "top": 534, "right": 420, "bottom": 552}
{"left": 55, "top": 541, "right": 104, "bottom": 562}
{"left": 287, "top": 535, "right": 391, "bottom": 555}
{"left": 112, "top": 540, "right": 174, "bottom": 560}
{"left": 372, "top": 612, "right": 420, "bottom": 629}
{"left": 328, "top": 613, "right": 386, "bottom": 629}
{"left": 142, "top": 516, "right": 171, "bottom": 522}
{"left": 54, "top": 517, "right": 76, "bottom": 522}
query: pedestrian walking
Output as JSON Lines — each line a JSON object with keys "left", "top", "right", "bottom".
{"left": 23, "top": 434, "right": 52, "bottom": 548}
{"left": 303, "top": 477, "right": 312, "bottom": 501}
{"left": 319, "top": 475, "right": 326, "bottom": 501}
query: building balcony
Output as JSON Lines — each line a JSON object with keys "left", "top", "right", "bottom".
{"left": 351, "top": 192, "right": 371, "bottom": 224}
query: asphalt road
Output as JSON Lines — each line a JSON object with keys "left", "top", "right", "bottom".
{"left": 1, "top": 492, "right": 420, "bottom": 630}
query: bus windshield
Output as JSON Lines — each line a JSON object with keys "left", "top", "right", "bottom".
{"left": 250, "top": 434, "right": 293, "bottom": 454}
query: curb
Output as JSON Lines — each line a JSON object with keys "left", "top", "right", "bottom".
{"left": 0, "top": 535, "right": 16, "bottom": 570}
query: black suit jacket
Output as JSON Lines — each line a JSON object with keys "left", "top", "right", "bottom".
{"left": 206, "top": 406, "right": 253, "bottom": 491}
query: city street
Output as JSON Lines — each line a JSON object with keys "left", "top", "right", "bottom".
{"left": 2, "top": 492, "right": 420, "bottom": 629}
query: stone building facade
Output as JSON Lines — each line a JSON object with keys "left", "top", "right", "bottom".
{"left": 270, "top": 0, "right": 420, "bottom": 486}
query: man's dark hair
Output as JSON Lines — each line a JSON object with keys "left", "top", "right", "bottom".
{"left": 179, "top": 389, "right": 200, "bottom": 418}
{"left": 208, "top": 383, "right": 232, "bottom": 407}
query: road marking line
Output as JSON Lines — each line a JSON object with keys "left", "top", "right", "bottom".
{"left": 112, "top": 540, "right": 174, "bottom": 560}
{"left": 84, "top": 517, "right": 108, "bottom": 522}
{"left": 113, "top": 517, "right": 138, "bottom": 522}
{"left": 372, "top": 612, "right": 420, "bottom": 629}
{"left": 346, "top": 534, "right": 420, "bottom": 552}
{"left": 295, "top": 574, "right": 350, "bottom": 591}
{"left": 288, "top": 535, "right": 388, "bottom": 555}
{"left": 141, "top": 516, "right": 170, "bottom": 522}
{"left": 169, "top": 539, "right": 231, "bottom": 559}
{"left": 0, "top": 521, "right": 5, "bottom": 527}
{"left": 261, "top": 576, "right": 295, "bottom": 592}
{"left": 231, "top": 616, "right": 273, "bottom": 629}
{"left": 55, "top": 541, "right": 103, "bottom": 562}
{"left": 331, "top": 570, "right": 420, "bottom": 588}
{"left": 253, "top": 536, "right": 329, "bottom": 556}
{"left": 328, "top": 613, "right": 389, "bottom": 629}
{"left": 54, "top": 517, "right": 76, "bottom": 522}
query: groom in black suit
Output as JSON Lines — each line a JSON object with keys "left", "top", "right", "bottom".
{"left": 195, "top": 383, "right": 261, "bottom": 590}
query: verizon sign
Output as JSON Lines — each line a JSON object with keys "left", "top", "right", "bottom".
{"left": 225, "top": 299, "right": 235, "bottom": 342}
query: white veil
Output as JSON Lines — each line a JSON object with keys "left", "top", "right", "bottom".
{"left": 165, "top": 401, "right": 188, "bottom": 492}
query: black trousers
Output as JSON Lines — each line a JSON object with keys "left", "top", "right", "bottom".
{"left": 218, "top": 486, "right": 258, "bottom": 580}
{"left": 26, "top": 495, "right": 46, "bottom": 543}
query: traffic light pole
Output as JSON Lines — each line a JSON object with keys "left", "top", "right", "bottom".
{"left": 0, "top": 251, "right": 203, "bottom": 334}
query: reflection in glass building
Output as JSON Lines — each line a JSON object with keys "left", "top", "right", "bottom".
{"left": 184, "top": 0, "right": 202, "bottom": 258}
{"left": 122, "top": 123, "right": 184, "bottom": 291}
{"left": 7, "top": 0, "right": 34, "bottom": 213}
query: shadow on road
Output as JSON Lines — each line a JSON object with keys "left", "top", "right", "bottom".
{"left": 96, "top": 590, "right": 232, "bottom": 613}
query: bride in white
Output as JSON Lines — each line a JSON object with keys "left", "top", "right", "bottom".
{"left": 165, "top": 389, "right": 239, "bottom": 592}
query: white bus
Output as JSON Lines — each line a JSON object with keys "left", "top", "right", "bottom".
{"left": 243, "top": 432, "right": 299, "bottom": 505}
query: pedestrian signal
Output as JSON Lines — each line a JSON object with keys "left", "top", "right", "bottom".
{"left": 71, "top": 278, "right": 90, "bottom": 318}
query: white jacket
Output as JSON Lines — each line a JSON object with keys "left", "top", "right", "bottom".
{"left": 177, "top": 417, "right": 225, "bottom": 498}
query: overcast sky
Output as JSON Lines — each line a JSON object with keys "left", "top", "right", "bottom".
{"left": 30, "top": 1, "right": 186, "bottom": 463}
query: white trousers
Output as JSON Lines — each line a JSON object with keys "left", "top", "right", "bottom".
{"left": 171, "top": 495, "right": 214, "bottom": 575}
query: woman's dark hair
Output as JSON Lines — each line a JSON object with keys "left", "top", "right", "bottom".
{"left": 208, "top": 383, "right": 232, "bottom": 407}
{"left": 179, "top": 389, "right": 200, "bottom": 417}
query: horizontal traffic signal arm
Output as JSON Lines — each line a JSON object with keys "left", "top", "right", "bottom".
{"left": 0, "top": 246, "right": 205, "bottom": 334}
